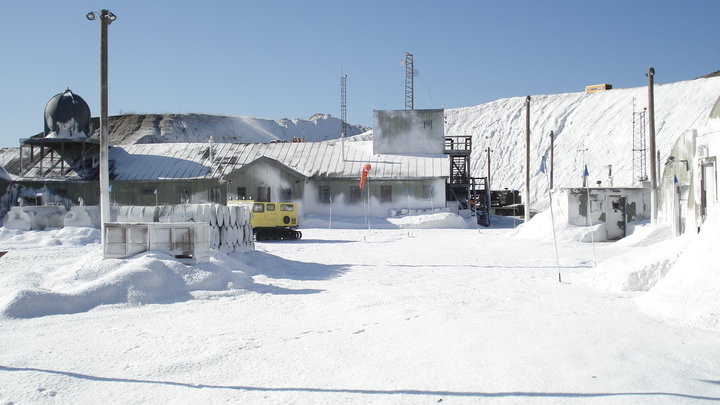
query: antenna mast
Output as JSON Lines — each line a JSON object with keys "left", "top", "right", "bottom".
{"left": 632, "top": 97, "right": 648, "bottom": 185}
{"left": 341, "top": 69, "right": 347, "bottom": 160}
{"left": 341, "top": 70, "right": 348, "bottom": 138}
{"left": 404, "top": 52, "right": 414, "bottom": 110}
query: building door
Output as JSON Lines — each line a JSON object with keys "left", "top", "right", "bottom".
{"left": 605, "top": 195, "right": 626, "bottom": 240}
{"left": 701, "top": 160, "right": 717, "bottom": 223}
{"left": 257, "top": 187, "right": 271, "bottom": 202}
{"left": 676, "top": 185, "right": 689, "bottom": 235}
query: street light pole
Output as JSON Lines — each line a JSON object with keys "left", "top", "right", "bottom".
{"left": 524, "top": 96, "right": 531, "bottom": 222}
{"left": 485, "top": 146, "right": 492, "bottom": 226}
{"left": 549, "top": 130, "right": 555, "bottom": 190}
{"left": 647, "top": 67, "right": 658, "bottom": 223}
{"left": 87, "top": 9, "right": 116, "bottom": 245}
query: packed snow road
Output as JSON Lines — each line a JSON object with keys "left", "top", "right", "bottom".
{"left": 1, "top": 227, "right": 719, "bottom": 404}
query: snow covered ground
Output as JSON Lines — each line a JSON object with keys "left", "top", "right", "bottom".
{"left": 1, "top": 212, "right": 719, "bottom": 403}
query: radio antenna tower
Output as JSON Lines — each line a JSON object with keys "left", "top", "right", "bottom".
{"left": 632, "top": 97, "right": 648, "bottom": 184}
{"left": 404, "top": 52, "right": 414, "bottom": 110}
{"left": 341, "top": 71, "right": 348, "bottom": 138}
{"left": 340, "top": 68, "right": 347, "bottom": 160}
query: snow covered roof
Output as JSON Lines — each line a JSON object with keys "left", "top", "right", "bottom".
{"left": 109, "top": 140, "right": 449, "bottom": 181}
{"left": 0, "top": 165, "right": 11, "bottom": 182}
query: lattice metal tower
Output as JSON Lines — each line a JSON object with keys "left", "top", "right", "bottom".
{"left": 340, "top": 72, "right": 348, "bottom": 138}
{"left": 632, "top": 97, "right": 648, "bottom": 184}
{"left": 404, "top": 52, "right": 414, "bottom": 110}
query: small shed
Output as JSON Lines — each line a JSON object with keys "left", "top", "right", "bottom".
{"left": 554, "top": 187, "right": 650, "bottom": 240}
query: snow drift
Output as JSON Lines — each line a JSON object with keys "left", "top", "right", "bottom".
{"left": 0, "top": 228, "right": 254, "bottom": 318}
{"left": 1, "top": 249, "right": 253, "bottom": 318}
{"left": 636, "top": 208, "right": 720, "bottom": 330}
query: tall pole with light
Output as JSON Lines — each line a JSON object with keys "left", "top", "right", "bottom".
{"left": 646, "top": 67, "right": 658, "bottom": 223}
{"left": 524, "top": 95, "right": 531, "bottom": 222}
{"left": 87, "top": 9, "right": 116, "bottom": 244}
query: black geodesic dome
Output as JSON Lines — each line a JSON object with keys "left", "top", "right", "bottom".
{"left": 44, "top": 89, "right": 91, "bottom": 138}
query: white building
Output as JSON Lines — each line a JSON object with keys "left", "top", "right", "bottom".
{"left": 658, "top": 95, "right": 720, "bottom": 235}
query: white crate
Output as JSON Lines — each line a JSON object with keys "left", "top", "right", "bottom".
{"left": 104, "top": 222, "right": 210, "bottom": 262}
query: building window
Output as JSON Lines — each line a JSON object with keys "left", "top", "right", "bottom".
{"left": 236, "top": 187, "right": 247, "bottom": 199}
{"left": 180, "top": 189, "right": 191, "bottom": 203}
{"left": 142, "top": 188, "right": 155, "bottom": 195}
{"left": 348, "top": 185, "right": 361, "bottom": 203}
{"left": 281, "top": 187, "right": 293, "bottom": 201}
{"left": 319, "top": 185, "right": 331, "bottom": 203}
{"left": 422, "top": 185, "right": 433, "bottom": 199}
{"left": 210, "top": 187, "right": 222, "bottom": 203}
{"left": 423, "top": 120, "right": 433, "bottom": 129}
{"left": 380, "top": 185, "right": 392, "bottom": 202}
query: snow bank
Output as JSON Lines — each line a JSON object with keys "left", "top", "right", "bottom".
{"left": 512, "top": 208, "right": 607, "bottom": 243}
{"left": 0, "top": 226, "right": 100, "bottom": 248}
{"left": 303, "top": 212, "right": 470, "bottom": 229}
{"left": 612, "top": 220, "right": 675, "bottom": 247}
{"left": 1, "top": 249, "right": 253, "bottom": 318}
{"left": 636, "top": 209, "right": 720, "bottom": 330}
{"left": 584, "top": 233, "right": 691, "bottom": 292}
{"left": 580, "top": 208, "right": 720, "bottom": 330}
{"left": 387, "top": 212, "right": 469, "bottom": 229}
{"left": 0, "top": 227, "right": 254, "bottom": 318}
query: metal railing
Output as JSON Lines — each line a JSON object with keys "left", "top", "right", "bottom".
{"left": 444, "top": 136, "right": 472, "bottom": 153}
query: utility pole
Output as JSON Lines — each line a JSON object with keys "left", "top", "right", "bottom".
{"left": 485, "top": 146, "right": 492, "bottom": 225}
{"left": 549, "top": 130, "right": 555, "bottom": 189}
{"left": 87, "top": 9, "right": 116, "bottom": 245}
{"left": 647, "top": 67, "right": 658, "bottom": 223}
{"left": 524, "top": 96, "right": 531, "bottom": 222}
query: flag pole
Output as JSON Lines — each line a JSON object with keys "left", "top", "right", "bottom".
{"left": 541, "top": 156, "right": 562, "bottom": 283}
{"left": 366, "top": 180, "right": 371, "bottom": 232}
{"left": 407, "top": 188, "right": 414, "bottom": 237}
{"left": 583, "top": 164, "right": 597, "bottom": 267}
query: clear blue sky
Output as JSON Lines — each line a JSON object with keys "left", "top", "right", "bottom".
{"left": 1, "top": 0, "right": 719, "bottom": 147}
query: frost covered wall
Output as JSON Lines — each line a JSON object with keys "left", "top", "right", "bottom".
{"left": 373, "top": 109, "right": 444, "bottom": 155}
{"left": 658, "top": 95, "right": 720, "bottom": 235}
{"left": 301, "top": 178, "right": 446, "bottom": 218}
{"left": 445, "top": 77, "right": 720, "bottom": 212}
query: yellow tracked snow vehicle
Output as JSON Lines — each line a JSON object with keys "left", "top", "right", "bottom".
{"left": 227, "top": 200, "right": 302, "bottom": 240}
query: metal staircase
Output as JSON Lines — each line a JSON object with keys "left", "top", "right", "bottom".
{"left": 444, "top": 135, "right": 490, "bottom": 226}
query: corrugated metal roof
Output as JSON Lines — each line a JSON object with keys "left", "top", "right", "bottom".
{"left": 109, "top": 140, "right": 448, "bottom": 181}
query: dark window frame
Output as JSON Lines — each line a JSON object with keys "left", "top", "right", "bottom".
{"left": 380, "top": 185, "right": 392, "bottom": 203}
{"left": 318, "top": 185, "right": 331, "bottom": 204}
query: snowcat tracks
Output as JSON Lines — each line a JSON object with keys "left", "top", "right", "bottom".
{"left": 254, "top": 228, "right": 302, "bottom": 241}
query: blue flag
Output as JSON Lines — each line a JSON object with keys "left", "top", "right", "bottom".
{"left": 539, "top": 155, "right": 547, "bottom": 174}
{"left": 153, "top": 189, "right": 158, "bottom": 195}
{"left": 582, "top": 164, "right": 589, "bottom": 178}
{"left": 673, "top": 175, "right": 679, "bottom": 184}
{"left": 108, "top": 184, "right": 112, "bottom": 192}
